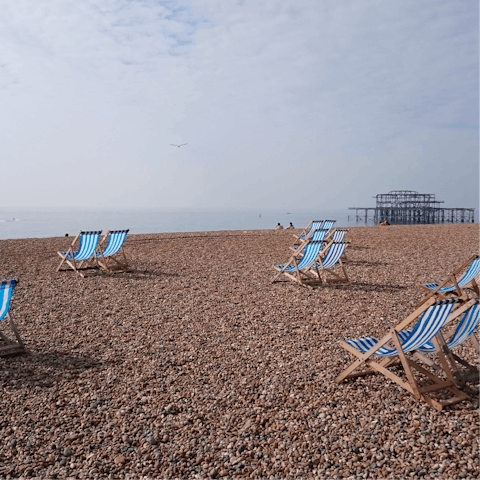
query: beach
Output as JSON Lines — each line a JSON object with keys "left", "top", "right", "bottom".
{"left": 0, "top": 224, "right": 478, "bottom": 479}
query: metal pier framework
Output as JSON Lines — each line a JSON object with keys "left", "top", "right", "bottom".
{"left": 349, "top": 190, "right": 475, "bottom": 225}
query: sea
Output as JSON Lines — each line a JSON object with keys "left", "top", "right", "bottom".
{"left": 0, "top": 207, "right": 352, "bottom": 240}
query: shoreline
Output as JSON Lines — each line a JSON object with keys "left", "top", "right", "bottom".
{"left": 0, "top": 221, "right": 477, "bottom": 243}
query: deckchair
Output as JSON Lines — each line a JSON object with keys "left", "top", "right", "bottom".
{"left": 417, "top": 255, "right": 479, "bottom": 306}
{"left": 273, "top": 240, "right": 327, "bottom": 286}
{"left": 336, "top": 297, "right": 473, "bottom": 410}
{"left": 96, "top": 229, "right": 131, "bottom": 273}
{"left": 0, "top": 279, "right": 26, "bottom": 357}
{"left": 293, "top": 220, "right": 336, "bottom": 246}
{"left": 57, "top": 231, "right": 102, "bottom": 277}
{"left": 306, "top": 242, "right": 349, "bottom": 285}
{"left": 399, "top": 300, "right": 480, "bottom": 392}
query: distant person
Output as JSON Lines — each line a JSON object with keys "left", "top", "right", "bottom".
{"left": 287, "top": 222, "right": 295, "bottom": 229}
{"left": 274, "top": 223, "right": 284, "bottom": 230}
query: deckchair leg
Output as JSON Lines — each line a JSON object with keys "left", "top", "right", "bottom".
{"left": 431, "top": 336, "right": 456, "bottom": 383}
{"left": 391, "top": 331, "right": 421, "bottom": 399}
{"left": 56, "top": 255, "right": 66, "bottom": 272}
{"left": 0, "top": 313, "right": 26, "bottom": 357}
{"left": 340, "top": 356, "right": 399, "bottom": 379}
{"left": 7, "top": 313, "right": 24, "bottom": 349}
{"left": 56, "top": 249, "right": 72, "bottom": 272}
{"left": 339, "top": 259, "right": 350, "bottom": 283}
{"left": 406, "top": 358, "right": 470, "bottom": 409}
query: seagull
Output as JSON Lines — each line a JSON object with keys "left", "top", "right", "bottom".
{"left": 170, "top": 143, "right": 187, "bottom": 148}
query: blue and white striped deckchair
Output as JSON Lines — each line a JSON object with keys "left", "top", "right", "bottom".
{"left": 308, "top": 242, "right": 349, "bottom": 284}
{"left": 273, "top": 240, "right": 327, "bottom": 286}
{"left": 336, "top": 297, "right": 472, "bottom": 410}
{"left": 0, "top": 279, "right": 26, "bottom": 357}
{"left": 57, "top": 231, "right": 102, "bottom": 277}
{"left": 420, "top": 255, "right": 480, "bottom": 304}
{"left": 96, "top": 230, "right": 130, "bottom": 273}
{"left": 425, "top": 257, "right": 480, "bottom": 294}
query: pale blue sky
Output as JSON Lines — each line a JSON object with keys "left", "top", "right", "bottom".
{"left": 1, "top": 0, "right": 478, "bottom": 210}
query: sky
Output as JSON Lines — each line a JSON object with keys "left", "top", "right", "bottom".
{"left": 1, "top": 0, "right": 478, "bottom": 211}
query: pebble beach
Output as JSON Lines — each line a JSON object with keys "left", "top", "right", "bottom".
{"left": 0, "top": 223, "right": 478, "bottom": 479}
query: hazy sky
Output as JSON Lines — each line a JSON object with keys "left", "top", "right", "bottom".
{"left": 2, "top": 0, "right": 478, "bottom": 210}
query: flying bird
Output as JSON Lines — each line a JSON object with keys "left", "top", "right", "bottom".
{"left": 170, "top": 143, "right": 187, "bottom": 148}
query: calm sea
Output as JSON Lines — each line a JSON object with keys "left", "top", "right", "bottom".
{"left": 0, "top": 207, "right": 352, "bottom": 240}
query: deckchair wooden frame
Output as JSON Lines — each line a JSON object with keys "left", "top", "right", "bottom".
{"left": 273, "top": 239, "right": 332, "bottom": 287}
{"left": 416, "top": 255, "right": 479, "bottom": 307}
{"left": 336, "top": 297, "right": 473, "bottom": 411}
{"left": 416, "top": 301, "right": 480, "bottom": 393}
{"left": 95, "top": 230, "right": 131, "bottom": 274}
{"left": 0, "top": 312, "right": 26, "bottom": 357}
{"left": 274, "top": 240, "right": 349, "bottom": 288}
{"left": 56, "top": 231, "right": 102, "bottom": 278}
{"left": 0, "top": 280, "right": 26, "bottom": 357}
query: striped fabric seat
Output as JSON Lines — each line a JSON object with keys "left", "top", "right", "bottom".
{"left": 346, "top": 300, "right": 457, "bottom": 357}
{"left": 332, "top": 229, "right": 347, "bottom": 243}
{"left": 57, "top": 230, "right": 102, "bottom": 277}
{"left": 316, "top": 242, "right": 347, "bottom": 269}
{"left": 322, "top": 220, "right": 335, "bottom": 233}
{"left": 310, "top": 229, "right": 329, "bottom": 242}
{"left": 296, "top": 221, "right": 324, "bottom": 240}
{"left": 97, "top": 230, "right": 129, "bottom": 258}
{"left": 397, "top": 301, "right": 480, "bottom": 353}
{"left": 423, "top": 256, "right": 480, "bottom": 293}
{"left": 96, "top": 229, "right": 131, "bottom": 273}
{"left": 276, "top": 241, "right": 326, "bottom": 273}
{"left": 0, "top": 279, "right": 26, "bottom": 357}
{"left": 0, "top": 280, "right": 16, "bottom": 322}
{"left": 60, "top": 231, "right": 102, "bottom": 261}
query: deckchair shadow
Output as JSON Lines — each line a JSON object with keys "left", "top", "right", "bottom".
{"left": 329, "top": 282, "right": 408, "bottom": 293}
{"left": 2, "top": 351, "right": 106, "bottom": 389}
